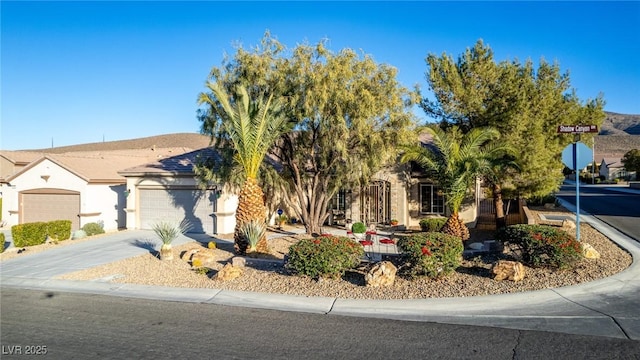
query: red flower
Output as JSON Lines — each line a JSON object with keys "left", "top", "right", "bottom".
{"left": 313, "top": 239, "right": 321, "bottom": 244}
{"left": 421, "top": 246, "right": 431, "bottom": 256}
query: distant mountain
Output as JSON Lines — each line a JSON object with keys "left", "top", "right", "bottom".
{"left": 26, "top": 133, "right": 212, "bottom": 153}
{"left": 601, "top": 112, "right": 640, "bottom": 135}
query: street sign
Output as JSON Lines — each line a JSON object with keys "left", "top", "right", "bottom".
{"left": 557, "top": 124, "right": 598, "bottom": 134}
{"left": 562, "top": 142, "right": 593, "bottom": 170}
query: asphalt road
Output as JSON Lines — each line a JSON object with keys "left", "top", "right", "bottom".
{"left": 556, "top": 185, "right": 640, "bottom": 241}
{"left": 1, "top": 289, "right": 639, "bottom": 359}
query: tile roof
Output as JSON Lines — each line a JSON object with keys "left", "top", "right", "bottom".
{"left": 6, "top": 147, "right": 199, "bottom": 183}
{"left": 119, "top": 147, "right": 221, "bottom": 176}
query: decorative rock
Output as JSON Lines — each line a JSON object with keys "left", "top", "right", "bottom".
{"left": 492, "top": 260, "right": 526, "bottom": 282}
{"left": 582, "top": 243, "right": 601, "bottom": 259}
{"left": 365, "top": 261, "right": 397, "bottom": 287}
{"left": 561, "top": 219, "right": 576, "bottom": 231}
{"left": 191, "top": 250, "right": 216, "bottom": 266}
{"left": 215, "top": 263, "right": 243, "bottom": 281}
{"left": 544, "top": 203, "right": 556, "bottom": 209}
{"left": 181, "top": 248, "right": 216, "bottom": 265}
{"left": 232, "top": 256, "right": 246, "bottom": 268}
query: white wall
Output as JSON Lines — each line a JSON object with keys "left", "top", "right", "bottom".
{"left": 1, "top": 159, "right": 123, "bottom": 232}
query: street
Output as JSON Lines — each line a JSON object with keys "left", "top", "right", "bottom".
{"left": 556, "top": 184, "right": 640, "bottom": 241}
{"left": 1, "top": 289, "right": 638, "bottom": 359}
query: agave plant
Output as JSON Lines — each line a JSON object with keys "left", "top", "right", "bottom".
{"left": 239, "top": 220, "right": 267, "bottom": 254}
{"left": 152, "top": 220, "right": 190, "bottom": 261}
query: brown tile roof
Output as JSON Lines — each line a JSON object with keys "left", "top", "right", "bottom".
{"left": 6, "top": 147, "right": 201, "bottom": 183}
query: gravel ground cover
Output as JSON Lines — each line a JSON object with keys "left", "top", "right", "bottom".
{"left": 51, "top": 207, "right": 633, "bottom": 300}
{"left": 3, "top": 207, "right": 633, "bottom": 300}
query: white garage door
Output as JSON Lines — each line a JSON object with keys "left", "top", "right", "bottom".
{"left": 139, "top": 189, "right": 216, "bottom": 234}
{"left": 22, "top": 191, "right": 81, "bottom": 230}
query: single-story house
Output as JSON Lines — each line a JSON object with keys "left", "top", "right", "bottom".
{"left": 600, "top": 157, "right": 635, "bottom": 181}
{"left": 0, "top": 147, "right": 201, "bottom": 232}
{"left": 1, "top": 133, "right": 482, "bottom": 235}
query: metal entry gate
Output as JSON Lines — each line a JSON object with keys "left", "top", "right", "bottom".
{"left": 360, "top": 180, "right": 391, "bottom": 225}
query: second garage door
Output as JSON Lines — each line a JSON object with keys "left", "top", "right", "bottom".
{"left": 139, "top": 189, "right": 216, "bottom": 234}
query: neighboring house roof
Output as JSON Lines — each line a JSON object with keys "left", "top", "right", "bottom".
{"left": 600, "top": 157, "right": 625, "bottom": 169}
{"left": 119, "top": 147, "right": 221, "bottom": 176}
{"left": 5, "top": 147, "right": 198, "bottom": 183}
{"left": 0, "top": 150, "right": 46, "bottom": 165}
{"left": 23, "top": 133, "right": 212, "bottom": 153}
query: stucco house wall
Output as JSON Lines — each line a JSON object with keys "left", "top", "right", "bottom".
{"left": 2, "top": 157, "right": 123, "bottom": 231}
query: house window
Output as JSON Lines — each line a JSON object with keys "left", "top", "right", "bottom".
{"left": 420, "top": 183, "right": 444, "bottom": 215}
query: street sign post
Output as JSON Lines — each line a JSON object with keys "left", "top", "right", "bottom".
{"left": 560, "top": 131, "right": 596, "bottom": 241}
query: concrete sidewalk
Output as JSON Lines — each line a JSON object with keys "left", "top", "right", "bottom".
{"left": 2, "top": 205, "right": 639, "bottom": 340}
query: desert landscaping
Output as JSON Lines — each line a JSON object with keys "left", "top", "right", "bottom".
{"left": 0, "top": 207, "right": 626, "bottom": 301}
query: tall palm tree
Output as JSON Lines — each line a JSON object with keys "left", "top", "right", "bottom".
{"left": 401, "top": 125, "right": 507, "bottom": 240}
{"left": 198, "top": 83, "right": 290, "bottom": 254}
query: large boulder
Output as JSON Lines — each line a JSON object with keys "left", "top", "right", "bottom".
{"left": 215, "top": 263, "right": 243, "bottom": 281}
{"left": 365, "top": 261, "right": 397, "bottom": 287}
{"left": 492, "top": 260, "right": 526, "bottom": 282}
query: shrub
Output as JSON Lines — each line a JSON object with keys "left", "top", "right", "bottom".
{"left": 12, "top": 222, "right": 48, "bottom": 247}
{"left": 82, "top": 222, "right": 105, "bottom": 236}
{"left": 526, "top": 194, "right": 557, "bottom": 207}
{"left": 151, "top": 221, "right": 185, "bottom": 245}
{"left": 48, "top": 220, "right": 71, "bottom": 241}
{"left": 351, "top": 222, "right": 367, "bottom": 234}
{"left": 240, "top": 220, "right": 266, "bottom": 252}
{"left": 286, "top": 235, "right": 364, "bottom": 278}
{"left": 397, "top": 232, "right": 463, "bottom": 279}
{"left": 0, "top": 233, "right": 5, "bottom": 253}
{"left": 419, "top": 217, "right": 447, "bottom": 232}
{"left": 72, "top": 230, "right": 87, "bottom": 240}
{"left": 496, "top": 224, "right": 583, "bottom": 269}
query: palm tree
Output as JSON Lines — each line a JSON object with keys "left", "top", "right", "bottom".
{"left": 401, "top": 125, "right": 508, "bottom": 240}
{"left": 198, "top": 83, "right": 290, "bottom": 255}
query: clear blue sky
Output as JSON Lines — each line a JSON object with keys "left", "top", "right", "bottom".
{"left": 2, "top": 1, "right": 639, "bottom": 150}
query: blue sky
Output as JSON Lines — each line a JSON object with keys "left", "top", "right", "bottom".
{"left": 2, "top": 1, "right": 639, "bottom": 150}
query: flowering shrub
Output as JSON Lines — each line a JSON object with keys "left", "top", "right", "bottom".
{"left": 286, "top": 235, "right": 364, "bottom": 279}
{"left": 496, "top": 224, "right": 583, "bottom": 269}
{"left": 397, "top": 232, "right": 463, "bottom": 278}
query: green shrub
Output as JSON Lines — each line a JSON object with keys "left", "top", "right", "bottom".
{"left": 47, "top": 220, "right": 71, "bottom": 241}
{"left": 496, "top": 224, "right": 583, "bottom": 269}
{"left": 0, "top": 233, "right": 5, "bottom": 253}
{"left": 72, "top": 229, "right": 87, "bottom": 240}
{"left": 239, "top": 220, "right": 266, "bottom": 252}
{"left": 351, "top": 222, "right": 367, "bottom": 234}
{"left": 397, "top": 232, "right": 463, "bottom": 278}
{"left": 526, "top": 194, "right": 557, "bottom": 206}
{"left": 286, "top": 235, "right": 364, "bottom": 279}
{"left": 419, "top": 217, "right": 447, "bottom": 232}
{"left": 12, "top": 222, "right": 48, "bottom": 247}
{"left": 82, "top": 222, "right": 105, "bottom": 236}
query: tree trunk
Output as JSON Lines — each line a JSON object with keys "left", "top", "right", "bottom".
{"left": 493, "top": 183, "right": 507, "bottom": 229}
{"left": 234, "top": 178, "right": 268, "bottom": 255}
{"left": 441, "top": 212, "right": 470, "bottom": 241}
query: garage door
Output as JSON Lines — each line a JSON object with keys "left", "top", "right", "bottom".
{"left": 22, "top": 191, "right": 81, "bottom": 230}
{"left": 139, "top": 189, "right": 216, "bottom": 234}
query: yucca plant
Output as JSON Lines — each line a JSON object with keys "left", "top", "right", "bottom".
{"left": 239, "top": 220, "right": 267, "bottom": 254}
{"left": 152, "top": 221, "right": 189, "bottom": 261}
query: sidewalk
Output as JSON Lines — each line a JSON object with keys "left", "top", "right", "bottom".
{"left": 2, "top": 206, "right": 639, "bottom": 340}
